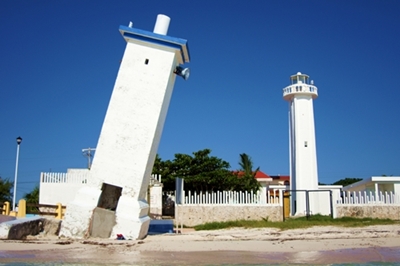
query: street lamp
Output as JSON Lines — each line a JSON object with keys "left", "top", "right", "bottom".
{"left": 12, "top": 136, "right": 22, "bottom": 211}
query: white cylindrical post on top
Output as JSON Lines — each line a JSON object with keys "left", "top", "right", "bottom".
{"left": 153, "top": 14, "right": 170, "bottom": 35}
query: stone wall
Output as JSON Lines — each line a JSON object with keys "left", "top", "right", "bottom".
{"left": 175, "top": 205, "right": 282, "bottom": 227}
{"left": 174, "top": 204, "right": 400, "bottom": 227}
{"left": 336, "top": 205, "right": 400, "bottom": 220}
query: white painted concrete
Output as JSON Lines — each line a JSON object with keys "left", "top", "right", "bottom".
{"left": 317, "top": 185, "right": 342, "bottom": 217}
{"left": 60, "top": 15, "right": 190, "bottom": 240}
{"left": 39, "top": 170, "right": 88, "bottom": 205}
{"left": 149, "top": 185, "right": 163, "bottom": 218}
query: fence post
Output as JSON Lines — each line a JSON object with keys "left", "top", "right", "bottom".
{"left": 4, "top": 201, "right": 10, "bottom": 215}
{"left": 2, "top": 201, "right": 11, "bottom": 215}
{"left": 56, "top": 203, "right": 63, "bottom": 219}
{"left": 305, "top": 191, "right": 310, "bottom": 220}
{"left": 17, "top": 199, "right": 26, "bottom": 218}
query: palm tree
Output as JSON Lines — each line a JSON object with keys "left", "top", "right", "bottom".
{"left": 239, "top": 153, "right": 259, "bottom": 176}
{"left": 237, "top": 153, "right": 260, "bottom": 192}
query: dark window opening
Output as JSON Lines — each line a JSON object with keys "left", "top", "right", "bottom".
{"left": 97, "top": 183, "right": 122, "bottom": 211}
{"left": 145, "top": 59, "right": 149, "bottom": 65}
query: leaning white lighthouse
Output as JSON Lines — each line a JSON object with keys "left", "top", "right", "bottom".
{"left": 60, "top": 14, "right": 190, "bottom": 240}
{"left": 283, "top": 72, "right": 319, "bottom": 216}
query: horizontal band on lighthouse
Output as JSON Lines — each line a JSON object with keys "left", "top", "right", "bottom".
{"left": 119, "top": 25, "right": 190, "bottom": 64}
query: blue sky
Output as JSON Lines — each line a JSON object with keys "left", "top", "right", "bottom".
{"left": 1, "top": 1, "right": 399, "bottom": 200}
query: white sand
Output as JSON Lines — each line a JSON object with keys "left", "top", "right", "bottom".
{"left": 1, "top": 225, "right": 399, "bottom": 265}
{"left": 137, "top": 225, "right": 400, "bottom": 252}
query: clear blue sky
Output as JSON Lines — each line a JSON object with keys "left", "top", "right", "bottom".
{"left": 1, "top": 1, "right": 399, "bottom": 200}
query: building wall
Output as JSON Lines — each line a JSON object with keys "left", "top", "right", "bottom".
{"left": 175, "top": 205, "right": 283, "bottom": 227}
{"left": 379, "top": 183, "right": 394, "bottom": 192}
{"left": 394, "top": 184, "right": 400, "bottom": 193}
{"left": 149, "top": 185, "right": 162, "bottom": 218}
{"left": 39, "top": 171, "right": 88, "bottom": 205}
{"left": 343, "top": 176, "right": 400, "bottom": 193}
{"left": 316, "top": 186, "right": 342, "bottom": 216}
{"left": 40, "top": 182, "right": 84, "bottom": 205}
{"left": 67, "top": 168, "right": 89, "bottom": 174}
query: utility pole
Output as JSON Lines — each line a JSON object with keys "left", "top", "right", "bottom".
{"left": 82, "top": 147, "right": 96, "bottom": 169}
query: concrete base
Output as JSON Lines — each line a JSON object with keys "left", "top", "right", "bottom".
{"left": 90, "top": 207, "right": 116, "bottom": 238}
{"left": 60, "top": 187, "right": 151, "bottom": 240}
{"left": 0, "top": 217, "right": 61, "bottom": 240}
{"left": 0, "top": 217, "right": 45, "bottom": 240}
{"left": 110, "top": 195, "right": 150, "bottom": 240}
{"left": 59, "top": 186, "right": 102, "bottom": 239}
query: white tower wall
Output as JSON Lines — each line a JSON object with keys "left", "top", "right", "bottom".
{"left": 60, "top": 15, "right": 190, "bottom": 240}
{"left": 291, "top": 96, "right": 318, "bottom": 190}
{"left": 88, "top": 44, "right": 177, "bottom": 196}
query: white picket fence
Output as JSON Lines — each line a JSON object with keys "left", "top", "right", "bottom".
{"left": 182, "top": 190, "right": 282, "bottom": 205}
{"left": 337, "top": 190, "right": 400, "bottom": 205}
{"left": 40, "top": 172, "right": 88, "bottom": 184}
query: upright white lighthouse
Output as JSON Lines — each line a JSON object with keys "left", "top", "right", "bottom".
{"left": 283, "top": 72, "right": 319, "bottom": 216}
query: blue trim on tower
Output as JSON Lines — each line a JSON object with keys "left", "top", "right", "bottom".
{"left": 119, "top": 25, "right": 190, "bottom": 63}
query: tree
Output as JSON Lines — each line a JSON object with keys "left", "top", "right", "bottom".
{"left": 238, "top": 153, "right": 259, "bottom": 175}
{"left": 152, "top": 154, "right": 175, "bottom": 191}
{"left": 23, "top": 185, "right": 39, "bottom": 213}
{"left": 0, "top": 177, "right": 13, "bottom": 203}
{"left": 24, "top": 185, "right": 39, "bottom": 205}
{"left": 160, "top": 149, "right": 237, "bottom": 192}
{"left": 153, "top": 150, "right": 261, "bottom": 193}
{"left": 332, "top": 178, "right": 363, "bottom": 186}
{"left": 153, "top": 149, "right": 234, "bottom": 192}
{"left": 233, "top": 153, "right": 261, "bottom": 192}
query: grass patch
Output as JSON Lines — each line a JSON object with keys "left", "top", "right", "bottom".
{"left": 193, "top": 214, "right": 399, "bottom": 231}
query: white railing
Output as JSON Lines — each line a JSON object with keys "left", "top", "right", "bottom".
{"left": 337, "top": 190, "right": 400, "bottom": 205}
{"left": 182, "top": 190, "right": 282, "bottom": 205}
{"left": 40, "top": 172, "right": 88, "bottom": 184}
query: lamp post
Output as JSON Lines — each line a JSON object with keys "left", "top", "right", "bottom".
{"left": 12, "top": 136, "right": 22, "bottom": 211}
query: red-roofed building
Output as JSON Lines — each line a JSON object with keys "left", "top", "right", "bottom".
{"left": 233, "top": 170, "right": 290, "bottom": 186}
{"left": 269, "top": 175, "right": 290, "bottom": 186}
{"left": 233, "top": 170, "right": 290, "bottom": 204}
{"left": 251, "top": 172, "right": 290, "bottom": 204}
{"left": 233, "top": 170, "right": 273, "bottom": 182}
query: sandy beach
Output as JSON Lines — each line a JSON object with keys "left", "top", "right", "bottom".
{"left": 1, "top": 225, "right": 400, "bottom": 265}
